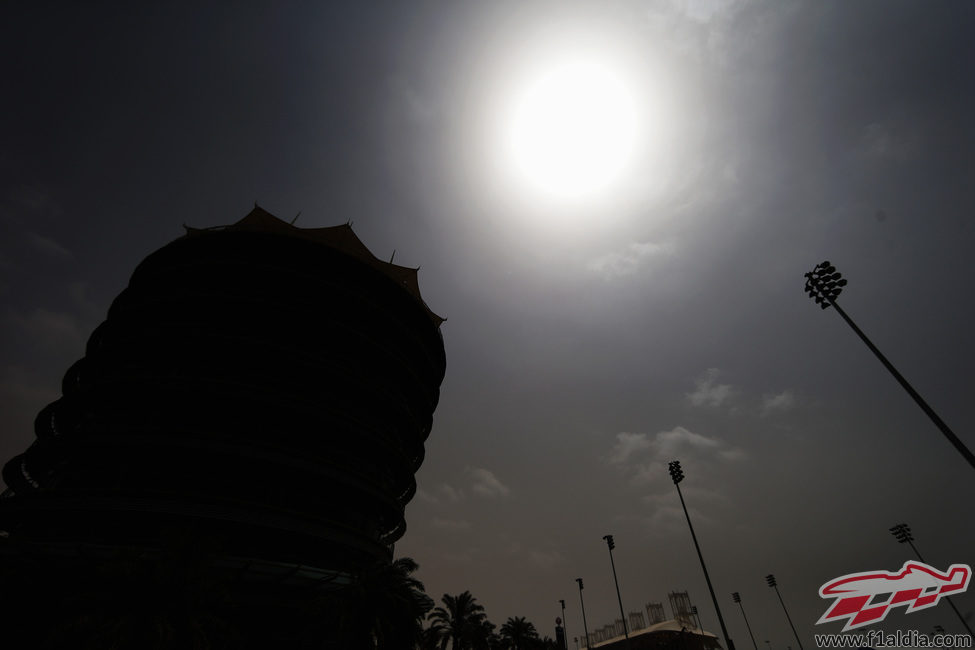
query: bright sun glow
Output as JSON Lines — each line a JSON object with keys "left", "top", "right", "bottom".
{"left": 501, "top": 59, "right": 639, "bottom": 203}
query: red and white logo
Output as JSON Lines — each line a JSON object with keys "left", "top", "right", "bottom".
{"left": 817, "top": 561, "right": 971, "bottom": 631}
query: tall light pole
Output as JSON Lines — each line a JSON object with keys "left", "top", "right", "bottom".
{"left": 733, "top": 592, "right": 759, "bottom": 650}
{"left": 691, "top": 605, "right": 704, "bottom": 632}
{"left": 560, "top": 599, "right": 569, "bottom": 650}
{"left": 668, "top": 460, "right": 736, "bottom": 650}
{"left": 804, "top": 260, "right": 975, "bottom": 470}
{"left": 765, "top": 574, "right": 802, "bottom": 650}
{"left": 890, "top": 523, "right": 973, "bottom": 637}
{"left": 603, "top": 534, "right": 632, "bottom": 647}
{"left": 576, "top": 578, "right": 591, "bottom": 650}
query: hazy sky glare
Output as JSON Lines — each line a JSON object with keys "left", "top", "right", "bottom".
{"left": 2, "top": 1, "right": 974, "bottom": 645}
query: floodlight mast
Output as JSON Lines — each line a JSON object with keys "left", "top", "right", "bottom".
{"left": 560, "top": 599, "right": 568, "bottom": 650}
{"left": 732, "top": 592, "right": 759, "bottom": 650}
{"left": 765, "top": 574, "right": 803, "bottom": 650}
{"left": 804, "top": 261, "right": 975, "bottom": 471}
{"left": 889, "top": 523, "right": 973, "bottom": 637}
{"left": 576, "top": 578, "right": 591, "bottom": 650}
{"left": 669, "top": 460, "right": 735, "bottom": 650}
{"left": 602, "top": 534, "right": 632, "bottom": 648}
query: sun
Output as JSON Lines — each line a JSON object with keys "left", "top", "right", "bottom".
{"left": 500, "top": 58, "right": 640, "bottom": 203}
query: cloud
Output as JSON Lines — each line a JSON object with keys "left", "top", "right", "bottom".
{"left": 654, "top": 426, "right": 721, "bottom": 457}
{"left": 431, "top": 517, "right": 472, "bottom": 532}
{"left": 857, "top": 122, "right": 917, "bottom": 162}
{"left": 389, "top": 76, "right": 439, "bottom": 126}
{"left": 67, "top": 282, "right": 101, "bottom": 321}
{"left": 609, "top": 427, "right": 724, "bottom": 466}
{"left": 10, "top": 184, "right": 61, "bottom": 217}
{"left": 27, "top": 233, "right": 73, "bottom": 260}
{"left": 440, "top": 483, "right": 465, "bottom": 503}
{"left": 415, "top": 482, "right": 465, "bottom": 505}
{"left": 642, "top": 485, "right": 726, "bottom": 507}
{"left": 666, "top": 0, "right": 738, "bottom": 23}
{"left": 528, "top": 549, "right": 563, "bottom": 570}
{"left": 608, "top": 431, "right": 655, "bottom": 464}
{"left": 718, "top": 448, "right": 747, "bottom": 462}
{"left": 467, "top": 467, "right": 510, "bottom": 498}
{"left": 0, "top": 364, "right": 58, "bottom": 411}
{"left": 501, "top": 540, "right": 563, "bottom": 570}
{"left": 608, "top": 426, "right": 746, "bottom": 484}
{"left": 415, "top": 487, "right": 438, "bottom": 504}
{"left": 640, "top": 500, "right": 717, "bottom": 532}
{"left": 637, "top": 482, "right": 728, "bottom": 533}
{"left": 6, "top": 308, "right": 86, "bottom": 351}
{"left": 642, "top": 504, "right": 688, "bottom": 531}
{"left": 762, "top": 389, "right": 796, "bottom": 414}
{"left": 443, "top": 547, "right": 480, "bottom": 565}
{"left": 686, "top": 367, "right": 734, "bottom": 407}
{"left": 587, "top": 240, "right": 674, "bottom": 278}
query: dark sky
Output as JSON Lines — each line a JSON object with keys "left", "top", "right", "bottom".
{"left": 2, "top": 1, "right": 974, "bottom": 644}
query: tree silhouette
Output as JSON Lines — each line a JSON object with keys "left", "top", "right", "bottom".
{"left": 293, "top": 556, "right": 433, "bottom": 649}
{"left": 428, "top": 591, "right": 493, "bottom": 650}
{"left": 500, "top": 617, "right": 539, "bottom": 650}
{"left": 359, "top": 556, "right": 434, "bottom": 649}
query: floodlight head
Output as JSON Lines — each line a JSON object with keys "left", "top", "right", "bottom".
{"left": 603, "top": 534, "right": 615, "bottom": 550}
{"left": 732, "top": 592, "right": 741, "bottom": 603}
{"left": 890, "top": 523, "right": 913, "bottom": 543}
{"left": 668, "top": 460, "right": 684, "bottom": 485}
{"left": 576, "top": 578, "right": 584, "bottom": 589}
{"left": 804, "top": 260, "right": 847, "bottom": 309}
{"left": 766, "top": 574, "right": 777, "bottom": 587}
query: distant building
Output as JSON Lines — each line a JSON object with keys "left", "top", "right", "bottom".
{"left": 669, "top": 591, "right": 696, "bottom": 628}
{"left": 585, "top": 591, "right": 722, "bottom": 650}
{"left": 647, "top": 602, "right": 667, "bottom": 624}
{"left": 629, "top": 610, "right": 647, "bottom": 631}
{"left": 589, "top": 619, "right": 722, "bottom": 650}
{"left": 0, "top": 207, "right": 446, "bottom": 646}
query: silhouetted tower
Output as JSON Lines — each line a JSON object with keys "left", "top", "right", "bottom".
{"left": 0, "top": 207, "right": 446, "bottom": 645}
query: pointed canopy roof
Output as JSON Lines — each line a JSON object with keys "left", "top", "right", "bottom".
{"left": 184, "top": 206, "right": 444, "bottom": 328}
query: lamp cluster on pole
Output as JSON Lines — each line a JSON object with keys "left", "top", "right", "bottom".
{"left": 669, "top": 460, "right": 735, "bottom": 650}
{"left": 560, "top": 599, "right": 568, "bottom": 650}
{"left": 803, "top": 260, "right": 975, "bottom": 470}
{"left": 602, "top": 534, "right": 631, "bottom": 646}
{"left": 803, "top": 260, "right": 847, "bottom": 309}
{"left": 576, "top": 578, "right": 591, "bottom": 650}
{"left": 889, "top": 523, "right": 913, "bottom": 546}
{"left": 732, "top": 592, "right": 759, "bottom": 650}
{"left": 766, "top": 574, "right": 803, "bottom": 650}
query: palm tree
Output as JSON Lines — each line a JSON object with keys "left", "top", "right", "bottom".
{"left": 294, "top": 556, "right": 433, "bottom": 649}
{"left": 362, "top": 556, "right": 434, "bottom": 649}
{"left": 500, "top": 617, "right": 539, "bottom": 650}
{"left": 427, "top": 591, "right": 493, "bottom": 650}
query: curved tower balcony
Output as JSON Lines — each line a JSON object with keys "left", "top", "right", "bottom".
{"left": 0, "top": 206, "right": 446, "bottom": 574}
